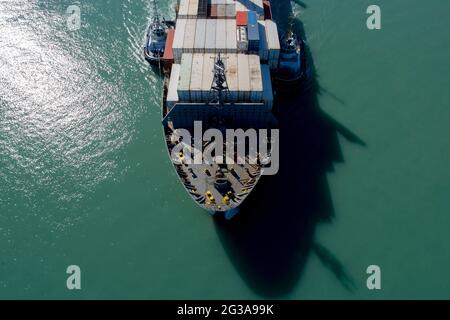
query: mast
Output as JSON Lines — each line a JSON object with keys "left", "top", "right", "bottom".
{"left": 152, "top": 0, "right": 160, "bottom": 23}
{"left": 209, "top": 53, "right": 229, "bottom": 106}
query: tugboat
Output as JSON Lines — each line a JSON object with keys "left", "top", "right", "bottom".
{"left": 276, "top": 25, "right": 307, "bottom": 89}
{"left": 144, "top": 1, "right": 175, "bottom": 65}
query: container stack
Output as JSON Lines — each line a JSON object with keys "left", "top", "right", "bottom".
{"left": 209, "top": 0, "right": 236, "bottom": 19}
{"left": 190, "top": 54, "right": 205, "bottom": 102}
{"left": 201, "top": 53, "right": 216, "bottom": 101}
{"left": 236, "top": 26, "right": 248, "bottom": 52}
{"left": 260, "top": 64, "right": 273, "bottom": 110}
{"left": 178, "top": 0, "right": 190, "bottom": 19}
{"left": 188, "top": 0, "right": 199, "bottom": 17}
{"left": 167, "top": 64, "right": 181, "bottom": 109}
{"left": 247, "top": 11, "right": 259, "bottom": 52}
{"left": 173, "top": 19, "right": 187, "bottom": 62}
{"left": 184, "top": 19, "right": 197, "bottom": 53}
{"left": 249, "top": 55, "right": 263, "bottom": 101}
{"left": 178, "top": 53, "right": 193, "bottom": 101}
{"left": 223, "top": 54, "right": 238, "bottom": 102}
{"left": 194, "top": 19, "right": 207, "bottom": 53}
{"left": 178, "top": 0, "right": 202, "bottom": 19}
{"left": 226, "top": 19, "right": 237, "bottom": 53}
{"left": 204, "top": 19, "right": 217, "bottom": 53}
{"left": 215, "top": 19, "right": 227, "bottom": 51}
{"left": 265, "top": 19, "right": 280, "bottom": 69}
{"left": 237, "top": 54, "right": 250, "bottom": 101}
{"left": 257, "top": 20, "right": 268, "bottom": 62}
{"left": 175, "top": 53, "right": 264, "bottom": 104}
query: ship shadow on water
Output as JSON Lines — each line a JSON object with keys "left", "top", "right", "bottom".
{"left": 214, "top": 1, "right": 366, "bottom": 298}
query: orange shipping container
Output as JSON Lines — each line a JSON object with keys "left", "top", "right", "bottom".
{"left": 163, "top": 29, "right": 175, "bottom": 62}
{"left": 236, "top": 11, "right": 248, "bottom": 26}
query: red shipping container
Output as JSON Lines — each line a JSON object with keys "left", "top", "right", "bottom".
{"left": 236, "top": 11, "right": 248, "bottom": 26}
{"left": 163, "top": 29, "right": 175, "bottom": 62}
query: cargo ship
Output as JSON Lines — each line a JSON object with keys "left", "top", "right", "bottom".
{"left": 157, "top": 0, "right": 285, "bottom": 219}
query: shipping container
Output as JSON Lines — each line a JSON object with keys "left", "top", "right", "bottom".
{"left": 178, "top": 0, "right": 190, "bottom": 18}
{"left": 257, "top": 20, "right": 268, "bottom": 61}
{"left": 248, "top": 54, "right": 263, "bottom": 101}
{"left": 215, "top": 19, "right": 226, "bottom": 51}
{"left": 173, "top": 19, "right": 187, "bottom": 63}
{"left": 204, "top": 19, "right": 217, "bottom": 53}
{"left": 247, "top": 11, "right": 260, "bottom": 52}
{"left": 236, "top": 11, "right": 248, "bottom": 26}
{"left": 265, "top": 19, "right": 280, "bottom": 68}
{"left": 217, "top": 4, "right": 226, "bottom": 17}
{"left": 194, "top": 19, "right": 206, "bottom": 53}
{"left": 184, "top": 18, "right": 197, "bottom": 53}
{"left": 226, "top": 19, "right": 237, "bottom": 53}
{"left": 260, "top": 64, "right": 273, "bottom": 110}
{"left": 178, "top": 53, "right": 193, "bottom": 101}
{"left": 167, "top": 64, "right": 181, "bottom": 109}
{"left": 237, "top": 54, "right": 250, "bottom": 101}
{"left": 190, "top": 54, "right": 204, "bottom": 102}
{"left": 163, "top": 29, "right": 175, "bottom": 62}
{"left": 236, "top": 26, "right": 248, "bottom": 52}
{"left": 201, "top": 53, "right": 216, "bottom": 101}
{"left": 226, "top": 4, "right": 236, "bottom": 18}
{"left": 209, "top": 4, "right": 218, "bottom": 18}
{"left": 188, "top": 0, "right": 199, "bottom": 17}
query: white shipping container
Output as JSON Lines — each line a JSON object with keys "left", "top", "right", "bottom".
{"left": 265, "top": 20, "right": 281, "bottom": 69}
{"left": 265, "top": 20, "right": 280, "bottom": 50}
{"left": 215, "top": 19, "right": 226, "bottom": 51}
{"left": 167, "top": 64, "right": 181, "bottom": 109}
{"left": 178, "top": 0, "right": 190, "bottom": 18}
{"left": 188, "top": 0, "right": 199, "bottom": 16}
{"left": 224, "top": 54, "right": 238, "bottom": 102}
{"left": 173, "top": 19, "right": 187, "bottom": 63}
{"left": 217, "top": 4, "right": 226, "bottom": 17}
{"left": 260, "top": 64, "right": 273, "bottom": 110}
{"left": 190, "top": 54, "right": 204, "bottom": 102}
{"left": 237, "top": 54, "right": 250, "bottom": 101}
{"left": 226, "top": 19, "right": 237, "bottom": 53}
{"left": 236, "top": 26, "right": 248, "bottom": 52}
{"left": 226, "top": 4, "right": 236, "bottom": 17}
{"left": 194, "top": 19, "right": 206, "bottom": 53}
{"left": 202, "top": 54, "right": 216, "bottom": 101}
{"left": 248, "top": 54, "right": 263, "bottom": 101}
{"left": 258, "top": 21, "right": 269, "bottom": 61}
{"left": 184, "top": 19, "right": 197, "bottom": 53}
{"left": 178, "top": 54, "right": 193, "bottom": 101}
{"left": 204, "top": 20, "right": 217, "bottom": 53}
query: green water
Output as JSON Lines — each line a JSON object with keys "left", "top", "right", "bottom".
{"left": 0, "top": 0, "right": 449, "bottom": 299}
